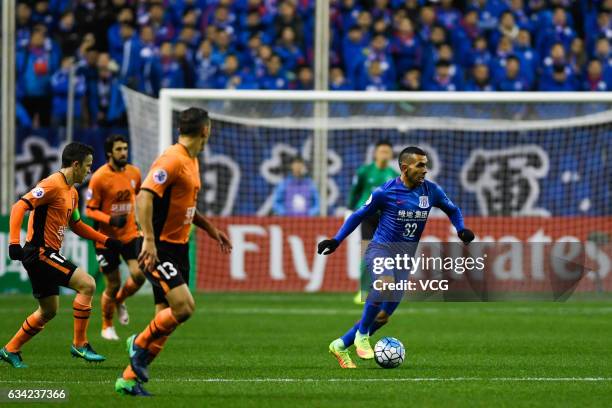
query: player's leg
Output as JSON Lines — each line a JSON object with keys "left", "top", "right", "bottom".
{"left": 1, "top": 296, "right": 58, "bottom": 368}
{"left": 353, "top": 239, "right": 370, "bottom": 304}
{"left": 115, "top": 238, "right": 147, "bottom": 325}
{"left": 97, "top": 248, "right": 120, "bottom": 338}
{"left": 115, "top": 259, "right": 146, "bottom": 326}
{"left": 368, "top": 301, "right": 401, "bottom": 336}
{"left": 2, "top": 244, "right": 67, "bottom": 367}
{"left": 122, "top": 244, "right": 191, "bottom": 384}
{"left": 101, "top": 268, "right": 121, "bottom": 340}
{"left": 68, "top": 267, "right": 105, "bottom": 362}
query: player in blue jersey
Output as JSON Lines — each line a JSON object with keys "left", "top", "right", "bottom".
{"left": 318, "top": 146, "right": 475, "bottom": 368}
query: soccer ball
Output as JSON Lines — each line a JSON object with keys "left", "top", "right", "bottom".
{"left": 374, "top": 337, "right": 405, "bottom": 369}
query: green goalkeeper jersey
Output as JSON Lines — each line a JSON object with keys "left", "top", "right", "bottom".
{"left": 347, "top": 162, "right": 399, "bottom": 210}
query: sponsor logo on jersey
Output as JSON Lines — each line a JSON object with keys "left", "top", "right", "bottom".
{"left": 85, "top": 188, "right": 93, "bottom": 200}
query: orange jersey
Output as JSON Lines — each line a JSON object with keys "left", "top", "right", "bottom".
{"left": 22, "top": 172, "right": 79, "bottom": 251}
{"left": 141, "top": 144, "right": 201, "bottom": 244}
{"left": 86, "top": 163, "right": 141, "bottom": 247}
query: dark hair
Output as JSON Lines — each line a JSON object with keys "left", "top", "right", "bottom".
{"left": 61, "top": 142, "right": 94, "bottom": 167}
{"left": 178, "top": 107, "right": 210, "bottom": 137}
{"left": 104, "top": 134, "right": 128, "bottom": 157}
{"left": 398, "top": 146, "right": 427, "bottom": 167}
{"left": 375, "top": 140, "right": 393, "bottom": 149}
{"left": 291, "top": 155, "right": 305, "bottom": 164}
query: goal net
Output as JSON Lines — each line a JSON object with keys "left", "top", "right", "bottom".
{"left": 122, "top": 88, "right": 612, "bottom": 297}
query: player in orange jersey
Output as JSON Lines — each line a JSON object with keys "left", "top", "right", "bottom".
{"left": 115, "top": 108, "right": 232, "bottom": 396}
{"left": 86, "top": 135, "right": 146, "bottom": 341}
{"left": 1, "top": 142, "right": 122, "bottom": 368}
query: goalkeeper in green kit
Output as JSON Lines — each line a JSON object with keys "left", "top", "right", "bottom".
{"left": 347, "top": 140, "right": 398, "bottom": 304}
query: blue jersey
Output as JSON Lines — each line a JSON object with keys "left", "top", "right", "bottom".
{"left": 334, "top": 178, "right": 464, "bottom": 243}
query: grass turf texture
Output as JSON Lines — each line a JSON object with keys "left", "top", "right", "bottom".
{"left": 0, "top": 293, "right": 610, "bottom": 407}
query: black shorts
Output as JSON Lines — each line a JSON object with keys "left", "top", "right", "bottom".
{"left": 361, "top": 213, "right": 380, "bottom": 240}
{"left": 22, "top": 243, "right": 79, "bottom": 299}
{"left": 144, "top": 241, "right": 190, "bottom": 305}
{"left": 95, "top": 237, "right": 141, "bottom": 274}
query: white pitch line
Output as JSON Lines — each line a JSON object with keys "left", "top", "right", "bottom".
{"left": 0, "top": 378, "right": 610, "bottom": 385}
{"left": 0, "top": 306, "right": 612, "bottom": 316}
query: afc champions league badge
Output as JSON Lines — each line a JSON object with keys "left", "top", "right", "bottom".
{"left": 419, "top": 195, "right": 429, "bottom": 209}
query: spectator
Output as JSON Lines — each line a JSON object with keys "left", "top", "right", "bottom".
{"left": 274, "top": 26, "right": 305, "bottom": 72}
{"left": 259, "top": 54, "right": 288, "bottom": 89}
{"left": 391, "top": 17, "right": 422, "bottom": 73}
{"left": 330, "top": 66, "right": 353, "bottom": 90}
{"left": 399, "top": 68, "right": 421, "bottom": 91}
{"left": 17, "top": 25, "right": 60, "bottom": 127}
{"left": 465, "top": 63, "right": 493, "bottom": 91}
{"left": 108, "top": 8, "right": 135, "bottom": 64}
{"left": 295, "top": 65, "right": 314, "bottom": 90}
{"left": 490, "top": 11, "right": 520, "bottom": 50}
{"left": 138, "top": 25, "right": 161, "bottom": 96}
{"left": 437, "top": 0, "right": 462, "bottom": 30}
{"left": 158, "top": 42, "right": 186, "bottom": 89}
{"left": 423, "top": 60, "right": 460, "bottom": 91}
{"left": 497, "top": 56, "right": 530, "bottom": 91}
{"left": 272, "top": 156, "right": 320, "bottom": 216}
{"left": 31, "top": 0, "right": 55, "bottom": 31}
{"left": 537, "top": 7, "right": 575, "bottom": 56}
{"left": 274, "top": 1, "right": 303, "bottom": 46}
{"left": 582, "top": 59, "right": 612, "bottom": 91}
{"left": 514, "top": 29, "right": 538, "bottom": 86}
{"left": 213, "top": 54, "right": 257, "bottom": 89}
{"left": 195, "top": 39, "right": 219, "bottom": 88}
{"left": 86, "top": 52, "right": 125, "bottom": 127}
{"left": 16, "top": 3, "right": 33, "bottom": 50}
{"left": 539, "top": 63, "right": 577, "bottom": 91}
{"left": 342, "top": 26, "right": 368, "bottom": 83}
{"left": 175, "top": 41, "right": 196, "bottom": 88}
{"left": 56, "top": 11, "right": 80, "bottom": 56}
{"left": 51, "top": 56, "right": 86, "bottom": 126}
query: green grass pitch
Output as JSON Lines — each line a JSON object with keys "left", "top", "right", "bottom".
{"left": 0, "top": 293, "right": 611, "bottom": 407}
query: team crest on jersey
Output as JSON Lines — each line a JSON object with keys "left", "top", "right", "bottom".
{"left": 85, "top": 188, "right": 93, "bottom": 200}
{"left": 32, "top": 187, "right": 44, "bottom": 198}
{"left": 418, "top": 196, "right": 429, "bottom": 208}
{"left": 153, "top": 169, "right": 168, "bottom": 184}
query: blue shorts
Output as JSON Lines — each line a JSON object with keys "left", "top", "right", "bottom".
{"left": 364, "top": 242, "right": 418, "bottom": 302}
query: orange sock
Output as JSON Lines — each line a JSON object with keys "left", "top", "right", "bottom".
{"left": 134, "top": 308, "right": 179, "bottom": 349}
{"left": 147, "top": 335, "right": 169, "bottom": 363}
{"left": 116, "top": 277, "right": 142, "bottom": 304}
{"left": 5, "top": 310, "right": 48, "bottom": 353}
{"left": 122, "top": 335, "right": 169, "bottom": 380}
{"left": 73, "top": 293, "right": 92, "bottom": 347}
{"left": 122, "top": 365, "right": 138, "bottom": 381}
{"left": 101, "top": 292, "right": 115, "bottom": 330}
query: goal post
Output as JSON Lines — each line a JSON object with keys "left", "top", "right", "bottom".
{"left": 123, "top": 87, "right": 612, "bottom": 294}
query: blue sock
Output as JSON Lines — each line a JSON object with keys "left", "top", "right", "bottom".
{"left": 358, "top": 301, "right": 381, "bottom": 334}
{"left": 368, "top": 302, "right": 400, "bottom": 335}
{"left": 340, "top": 322, "right": 359, "bottom": 348}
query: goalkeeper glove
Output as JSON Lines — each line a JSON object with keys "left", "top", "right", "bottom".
{"left": 317, "top": 239, "right": 340, "bottom": 255}
{"left": 105, "top": 238, "right": 122, "bottom": 251}
{"left": 9, "top": 244, "right": 24, "bottom": 261}
{"left": 109, "top": 214, "right": 127, "bottom": 228}
{"left": 458, "top": 229, "right": 475, "bottom": 244}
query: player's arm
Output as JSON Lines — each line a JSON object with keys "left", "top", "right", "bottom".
{"left": 85, "top": 177, "right": 127, "bottom": 227}
{"left": 69, "top": 208, "right": 122, "bottom": 249}
{"left": 193, "top": 210, "right": 232, "bottom": 253}
{"left": 137, "top": 156, "right": 180, "bottom": 270}
{"left": 8, "top": 199, "right": 32, "bottom": 260}
{"left": 432, "top": 184, "right": 475, "bottom": 244}
{"left": 136, "top": 189, "right": 158, "bottom": 270}
{"left": 9, "top": 181, "right": 58, "bottom": 260}
{"left": 347, "top": 167, "right": 365, "bottom": 210}
{"left": 318, "top": 188, "right": 384, "bottom": 255}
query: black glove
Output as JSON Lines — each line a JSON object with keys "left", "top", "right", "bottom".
{"left": 458, "top": 229, "right": 475, "bottom": 245}
{"left": 105, "top": 238, "right": 122, "bottom": 251}
{"left": 109, "top": 214, "right": 127, "bottom": 228}
{"left": 317, "top": 239, "right": 340, "bottom": 255}
{"left": 9, "top": 244, "right": 24, "bottom": 261}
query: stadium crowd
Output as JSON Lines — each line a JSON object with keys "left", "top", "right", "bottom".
{"left": 14, "top": 0, "right": 612, "bottom": 127}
